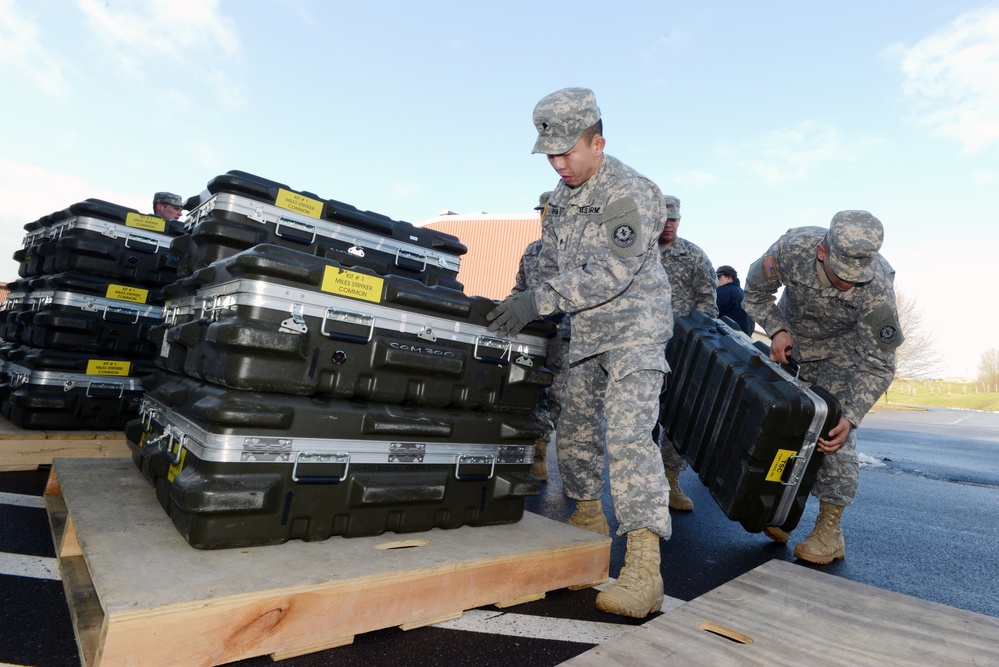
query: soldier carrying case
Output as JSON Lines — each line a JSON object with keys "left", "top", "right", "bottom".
{"left": 661, "top": 311, "right": 843, "bottom": 533}
{"left": 151, "top": 244, "right": 553, "bottom": 410}
{"left": 126, "top": 374, "right": 543, "bottom": 549}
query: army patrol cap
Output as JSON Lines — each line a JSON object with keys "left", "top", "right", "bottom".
{"left": 153, "top": 192, "right": 183, "bottom": 207}
{"left": 664, "top": 195, "right": 681, "bottom": 220}
{"left": 825, "top": 210, "right": 884, "bottom": 283}
{"left": 532, "top": 87, "right": 601, "bottom": 155}
{"left": 535, "top": 191, "right": 553, "bottom": 211}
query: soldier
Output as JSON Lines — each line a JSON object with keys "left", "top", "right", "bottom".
{"left": 744, "top": 211, "right": 903, "bottom": 564}
{"left": 487, "top": 87, "right": 673, "bottom": 618}
{"left": 655, "top": 195, "right": 718, "bottom": 512}
{"left": 152, "top": 192, "right": 184, "bottom": 221}
{"left": 509, "top": 191, "right": 566, "bottom": 481}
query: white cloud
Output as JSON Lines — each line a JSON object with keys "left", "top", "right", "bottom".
{"left": 894, "top": 6, "right": 999, "bottom": 153}
{"left": 72, "top": 0, "right": 243, "bottom": 105}
{"left": 0, "top": 0, "right": 69, "bottom": 99}
{"left": 718, "top": 121, "right": 881, "bottom": 185}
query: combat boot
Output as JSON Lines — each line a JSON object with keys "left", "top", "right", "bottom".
{"left": 595, "top": 528, "right": 663, "bottom": 618}
{"left": 763, "top": 526, "right": 791, "bottom": 544}
{"left": 566, "top": 499, "right": 610, "bottom": 536}
{"left": 530, "top": 438, "right": 549, "bottom": 481}
{"left": 793, "top": 501, "right": 846, "bottom": 565}
{"left": 665, "top": 468, "right": 693, "bottom": 512}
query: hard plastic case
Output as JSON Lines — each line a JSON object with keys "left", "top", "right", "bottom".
{"left": 152, "top": 244, "right": 553, "bottom": 409}
{"left": 660, "top": 311, "right": 842, "bottom": 533}
{"left": 126, "top": 373, "right": 543, "bottom": 548}
{"left": 172, "top": 170, "right": 466, "bottom": 289}
{"left": 20, "top": 272, "right": 163, "bottom": 356}
{"left": 2, "top": 347, "right": 155, "bottom": 430}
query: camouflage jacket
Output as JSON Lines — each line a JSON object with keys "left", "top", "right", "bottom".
{"left": 535, "top": 154, "right": 672, "bottom": 364}
{"left": 743, "top": 226, "right": 902, "bottom": 426}
{"left": 659, "top": 237, "right": 718, "bottom": 319}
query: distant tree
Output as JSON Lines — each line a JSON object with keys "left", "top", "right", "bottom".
{"left": 979, "top": 349, "right": 999, "bottom": 390}
{"left": 894, "top": 289, "right": 944, "bottom": 380}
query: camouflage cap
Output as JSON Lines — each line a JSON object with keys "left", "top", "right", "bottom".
{"left": 663, "top": 195, "right": 681, "bottom": 220}
{"left": 532, "top": 87, "right": 601, "bottom": 155}
{"left": 153, "top": 192, "right": 183, "bottom": 207}
{"left": 535, "top": 191, "right": 553, "bottom": 211}
{"left": 825, "top": 210, "right": 884, "bottom": 283}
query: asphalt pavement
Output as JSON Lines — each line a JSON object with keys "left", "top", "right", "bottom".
{"left": 1, "top": 406, "right": 997, "bottom": 666}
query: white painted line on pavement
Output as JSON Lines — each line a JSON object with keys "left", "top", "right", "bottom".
{"left": 0, "top": 552, "right": 60, "bottom": 581}
{"left": 0, "top": 492, "right": 45, "bottom": 509}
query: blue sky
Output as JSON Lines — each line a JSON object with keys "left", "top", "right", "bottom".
{"left": 1, "top": 0, "right": 997, "bottom": 379}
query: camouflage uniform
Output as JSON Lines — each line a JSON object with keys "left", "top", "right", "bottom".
{"left": 657, "top": 234, "right": 718, "bottom": 473}
{"left": 743, "top": 220, "right": 902, "bottom": 506}
{"left": 511, "top": 237, "right": 568, "bottom": 443}
{"left": 535, "top": 154, "right": 673, "bottom": 538}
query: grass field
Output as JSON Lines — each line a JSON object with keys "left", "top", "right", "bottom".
{"left": 881, "top": 379, "right": 999, "bottom": 412}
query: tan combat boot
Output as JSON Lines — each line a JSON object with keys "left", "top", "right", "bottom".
{"left": 793, "top": 501, "right": 846, "bottom": 565}
{"left": 665, "top": 468, "right": 694, "bottom": 512}
{"left": 530, "top": 438, "right": 548, "bottom": 481}
{"left": 595, "top": 528, "right": 664, "bottom": 618}
{"left": 763, "top": 525, "right": 791, "bottom": 544}
{"left": 566, "top": 499, "right": 610, "bottom": 536}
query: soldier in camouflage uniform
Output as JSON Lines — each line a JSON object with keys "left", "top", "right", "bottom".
{"left": 487, "top": 87, "right": 672, "bottom": 619}
{"left": 743, "top": 211, "right": 903, "bottom": 565}
{"left": 509, "top": 191, "right": 567, "bottom": 481}
{"left": 655, "top": 195, "right": 718, "bottom": 511}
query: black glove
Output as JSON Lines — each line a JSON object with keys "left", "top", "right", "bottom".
{"left": 486, "top": 291, "right": 541, "bottom": 338}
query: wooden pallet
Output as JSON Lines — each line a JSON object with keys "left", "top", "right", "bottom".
{"left": 44, "top": 458, "right": 611, "bottom": 667}
{"left": 563, "top": 558, "right": 999, "bottom": 666}
{"left": 0, "top": 414, "right": 129, "bottom": 471}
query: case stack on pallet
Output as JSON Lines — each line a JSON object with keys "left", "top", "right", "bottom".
{"left": 127, "top": 171, "right": 555, "bottom": 549}
{"left": 1, "top": 199, "right": 184, "bottom": 430}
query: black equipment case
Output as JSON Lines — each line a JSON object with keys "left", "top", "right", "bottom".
{"left": 151, "top": 244, "right": 553, "bottom": 410}
{"left": 661, "top": 311, "right": 842, "bottom": 533}
{"left": 2, "top": 347, "right": 155, "bottom": 430}
{"left": 30, "top": 199, "right": 183, "bottom": 286}
{"left": 0, "top": 279, "right": 33, "bottom": 343}
{"left": 19, "top": 272, "right": 163, "bottom": 357}
{"left": 172, "top": 170, "right": 467, "bottom": 290}
{"left": 126, "top": 374, "right": 543, "bottom": 549}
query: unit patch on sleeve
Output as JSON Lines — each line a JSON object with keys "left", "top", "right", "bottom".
{"left": 613, "top": 224, "right": 636, "bottom": 248}
{"left": 762, "top": 255, "right": 779, "bottom": 279}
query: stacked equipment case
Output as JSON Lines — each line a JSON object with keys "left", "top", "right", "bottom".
{"left": 128, "top": 170, "right": 553, "bottom": 549}
{"left": 2, "top": 199, "right": 184, "bottom": 429}
{"left": 660, "top": 311, "right": 843, "bottom": 534}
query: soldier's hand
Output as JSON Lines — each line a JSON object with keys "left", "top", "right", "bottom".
{"left": 817, "top": 416, "right": 852, "bottom": 453}
{"left": 770, "top": 330, "right": 794, "bottom": 365}
{"left": 486, "top": 291, "right": 541, "bottom": 338}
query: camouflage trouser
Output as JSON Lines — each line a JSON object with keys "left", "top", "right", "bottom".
{"left": 658, "top": 431, "right": 687, "bottom": 473}
{"left": 532, "top": 336, "right": 567, "bottom": 443}
{"left": 556, "top": 344, "right": 671, "bottom": 538}
{"left": 811, "top": 427, "right": 858, "bottom": 507}
{"left": 800, "top": 358, "right": 860, "bottom": 507}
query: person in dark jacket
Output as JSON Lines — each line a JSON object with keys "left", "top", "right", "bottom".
{"left": 715, "top": 265, "right": 755, "bottom": 336}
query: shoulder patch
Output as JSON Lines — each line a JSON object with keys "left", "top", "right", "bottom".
{"left": 864, "top": 302, "right": 904, "bottom": 351}
{"left": 612, "top": 223, "right": 636, "bottom": 248}
{"left": 762, "top": 255, "right": 779, "bottom": 279}
{"left": 603, "top": 196, "right": 645, "bottom": 258}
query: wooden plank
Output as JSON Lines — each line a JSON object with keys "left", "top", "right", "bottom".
{"left": 49, "top": 458, "right": 610, "bottom": 667}
{"left": 562, "top": 559, "right": 999, "bottom": 667}
{"left": 0, "top": 414, "right": 129, "bottom": 470}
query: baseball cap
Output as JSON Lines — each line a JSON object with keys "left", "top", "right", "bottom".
{"left": 825, "top": 210, "right": 884, "bottom": 283}
{"left": 663, "top": 195, "right": 681, "bottom": 220}
{"left": 153, "top": 192, "right": 183, "bottom": 207}
{"left": 532, "top": 87, "right": 601, "bottom": 155}
{"left": 535, "top": 191, "right": 553, "bottom": 211}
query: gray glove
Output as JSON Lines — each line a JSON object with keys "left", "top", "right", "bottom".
{"left": 486, "top": 291, "right": 541, "bottom": 338}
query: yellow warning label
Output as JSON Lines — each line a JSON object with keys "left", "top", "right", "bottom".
{"left": 105, "top": 284, "right": 149, "bottom": 304}
{"left": 125, "top": 212, "right": 167, "bottom": 232}
{"left": 765, "top": 449, "right": 797, "bottom": 483}
{"left": 276, "top": 188, "right": 322, "bottom": 219}
{"left": 85, "top": 359, "right": 131, "bottom": 376}
{"left": 167, "top": 447, "right": 186, "bottom": 482}
{"left": 321, "top": 266, "right": 384, "bottom": 303}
